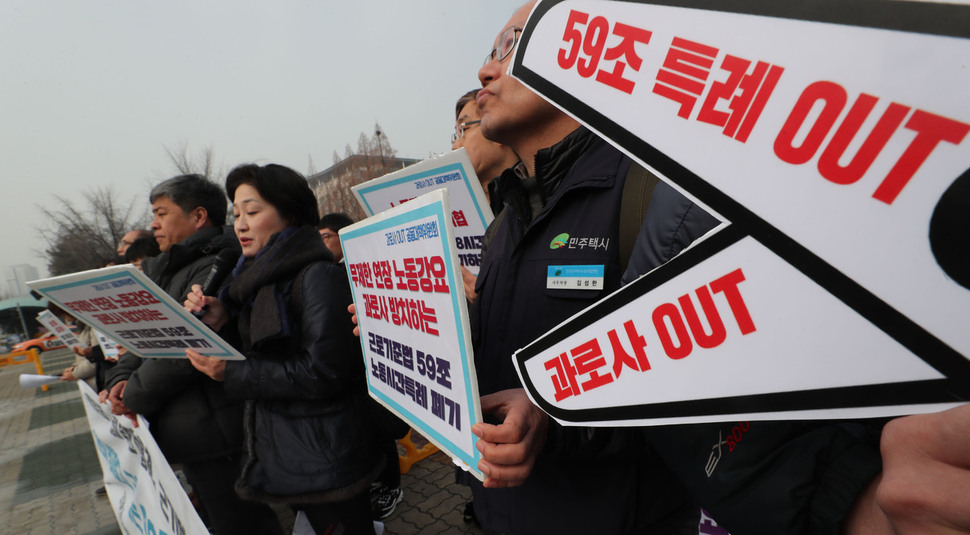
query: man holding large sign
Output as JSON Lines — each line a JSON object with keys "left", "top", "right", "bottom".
{"left": 101, "top": 174, "right": 281, "bottom": 535}
{"left": 469, "top": 1, "right": 970, "bottom": 534}
{"left": 461, "top": 2, "right": 716, "bottom": 532}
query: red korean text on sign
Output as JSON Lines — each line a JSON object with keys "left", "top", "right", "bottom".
{"left": 558, "top": 9, "right": 653, "bottom": 94}
{"left": 653, "top": 37, "right": 784, "bottom": 142}
{"left": 373, "top": 260, "right": 394, "bottom": 290}
{"left": 452, "top": 210, "right": 468, "bottom": 228}
{"left": 350, "top": 262, "right": 374, "bottom": 288}
{"left": 393, "top": 256, "right": 450, "bottom": 294}
{"left": 544, "top": 319, "right": 650, "bottom": 402}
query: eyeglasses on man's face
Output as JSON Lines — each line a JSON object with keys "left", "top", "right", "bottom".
{"left": 484, "top": 26, "right": 523, "bottom": 67}
{"left": 451, "top": 120, "right": 481, "bottom": 144}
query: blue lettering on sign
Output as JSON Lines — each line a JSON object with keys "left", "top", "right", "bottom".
{"left": 94, "top": 436, "right": 137, "bottom": 490}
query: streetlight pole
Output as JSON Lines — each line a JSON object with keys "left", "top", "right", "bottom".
{"left": 375, "top": 126, "right": 386, "bottom": 169}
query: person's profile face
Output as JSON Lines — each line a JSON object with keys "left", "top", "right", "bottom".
{"left": 318, "top": 228, "right": 343, "bottom": 262}
{"left": 477, "top": 2, "right": 552, "bottom": 144}
{"left": 456, "top": 101, "right": 514, "bottom": 182}
{"left": 117, "top": 230, "right": 141, "bottom": 255}
{"left": 150, "top": 196, "right": 198, "bottom": 253}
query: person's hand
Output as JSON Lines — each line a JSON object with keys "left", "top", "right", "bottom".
{"left": 60, "top": 366, "right": 77, "bottom": 381}
{"left": 186, "top": 349, "right": 226, "bottom": 381}
{"left": 460, "top": 266, "right": 478, "bottom": 305}
{"left": 98, "top": 388, "right": 110, "bottom": 403}
{"left": 877, "top": 404, "right": 970, "bottom": 533}
{"left": 73, "top": 346, "right": 93, "bottom": 358}
{"left": 845, "top": 404, "right": 970, "bottom": 534}
{"left": 471, "top": 388, "right": 549, "bottom": 488}
{"left": 184, "top": 284, "right": 228, "bottom": 331}
{"left": 106, "top": 380, "right": 138, "bottom": 427}
{"left": 348, "top": 303, "right": 360, "bottom": 337}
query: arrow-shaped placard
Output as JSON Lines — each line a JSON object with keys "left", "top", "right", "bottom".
{"left": 511, "top": 0, "right": 970, "bottom": 425}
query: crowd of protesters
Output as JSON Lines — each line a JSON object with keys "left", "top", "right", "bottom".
{"left": 40, "top": 2, "right": 970, "bottom": 534}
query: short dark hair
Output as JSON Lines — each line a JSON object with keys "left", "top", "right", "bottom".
{"left": 317, "top": 212, "right": 354, "bottom": 233}
{"left": 455, "top": 89, "right": 479, "bottom": 120}
{"left": 124, "top": 237, "right": 160, "bottom": 262}
{"left": 225, "top": 164, "right": 319, "bottom": 227}
{"left": 150, "top": 174, "right": 227, "bottom": 226}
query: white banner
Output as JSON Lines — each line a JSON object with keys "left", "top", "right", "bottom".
{"left": 28, "top": 265, "right": 244, "bottom": 360}
{"left": 78, "top": 381, "right": 208, "bottom": 535}
{"left": 341, "top": 189, "right": 484, "bottom": 480}
{"left": 510, "top": 0, "right": 970, "bottom": 424}
{"left": 352, "top": 148, "right": 494, "bottom": 275}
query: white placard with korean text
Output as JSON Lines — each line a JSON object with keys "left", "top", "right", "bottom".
{"left": 341, "top": 189, "right": 484, "bottom": 480}
{"left": 28, "top": 266, "right": 244, "bottom": 360}
{"left": 352, "top": 148, "right": 493, "bottom": 275}
{"left": 35, "top": 309, "right": 83, "bottom": 351}
{"left": 510, "top": 0, "right": 969, "bottom": 425}
{"left": 78, "top": 381, "right": 209, "bottom": 535}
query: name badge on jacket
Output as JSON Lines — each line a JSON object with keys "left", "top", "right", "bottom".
{"left": 547, "top": 265, "right": 605, "bottom": 290}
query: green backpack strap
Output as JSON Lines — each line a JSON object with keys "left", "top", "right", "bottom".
{"left": 619, "top": 162, "right": 661, "bottom": 271}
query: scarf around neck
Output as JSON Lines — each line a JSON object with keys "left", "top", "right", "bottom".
{"left": 222, "top": 225, "right": 333, "bottom": 347}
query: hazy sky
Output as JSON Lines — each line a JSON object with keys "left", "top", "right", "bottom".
{"left": 1, "top": 1, "right": 527, "bottom": 277}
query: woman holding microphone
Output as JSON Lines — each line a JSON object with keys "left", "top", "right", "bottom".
{"left": 185, "top": 163, "right": 381, "bottom": 535}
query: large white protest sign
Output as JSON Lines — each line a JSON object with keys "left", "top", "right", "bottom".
{"left": 28, "top": 265, "right": 244, "bottom": 360}
{"left": 510, "top": 0, "right": 970, "bottom": 424}
{"left": 352, "top": 148, "right": 494, "bottom": 275}
{"left": 341, "top": 189, "right": 484, "bottom": 480}
{"left": 35, "top": 309, "right": 83, "bottom": 351}
{"left": 78, "top": 381, "right": 208, "bottom": 535}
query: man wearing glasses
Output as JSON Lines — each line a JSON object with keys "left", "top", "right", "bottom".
{"left": 451, "top": 88, "right": 518, "bottom": 207}
{"left": 462, "top": 2, "right": 715, "bottom": 533}
{"left": 468, "top": 3, "right": 970, "bottom": 535}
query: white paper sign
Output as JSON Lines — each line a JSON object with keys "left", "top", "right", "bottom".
{"left": 94, "top": 329, "right": 121, "bottom": 361}
{"left": 341, "top": 189, "right": 484, "bottom": 480}
{"left": 28, "top": 265, "right": 244, "bottom": 360}
{"left": 352, "top": 148, "right": 493, "bottom": 275}
{"left": 78, "top": 381, "right": 209, "bottom": 535}
{"left": 510, "top": 0, "right": 970, "bottom": 424}
{"left": 35, "top": 309, "right": 83, "bottom": 351}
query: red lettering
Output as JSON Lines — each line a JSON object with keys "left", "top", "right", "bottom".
{"left": 558, "top": 10, "right": 588, "bottom": 70}
{"left": 577, "top": 16, "right": 609, "bottom": 77}
{"left": 774, "top": 81, "right": 848, "bottom": 165}
{"left": 873, "top": 110, "right": 970, "bottom": 204}
{"left": 818, "top": 96, "right": 910, "bottom": 185}
{"left": 677, "top": 286, "right": 727, "bottom": 349}
{"left": 709, "top": 268, "right": 756, "bottom": 335}
{"left": 652, "top": 303, "right": 692, "bottom": 359}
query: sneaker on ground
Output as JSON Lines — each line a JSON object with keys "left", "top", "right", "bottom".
{"left": 372, "top": 486, "right": 404, "bottom": 520}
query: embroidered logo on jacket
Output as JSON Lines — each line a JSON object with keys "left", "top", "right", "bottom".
{"left": 549, "top": 233, "right": 570, "bottom": 249}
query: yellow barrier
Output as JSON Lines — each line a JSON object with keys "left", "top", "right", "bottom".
{"left": 0, "top": 349, "right": 49, "bottom": 391}
{"left": 397, "top": 428, "right": 439, "bottom": 474}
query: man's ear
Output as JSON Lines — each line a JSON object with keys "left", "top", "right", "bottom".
{"left": 192, "top": 206, "right": 209, "bottom": 229}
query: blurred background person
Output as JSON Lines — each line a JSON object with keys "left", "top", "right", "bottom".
{"left": 317, "top": 212, "right": 353, "bottom": 264}
{"left": 452, "top": 88, "right": 518, "bottom": 304}
{"left": 123, "top": 236, "right": 161, "bottom": 271}
{"left": 116, "top": 229, "right": 153, "bottom": 256}
{"left": 452, "top": 88, "right": 518, "bottom": 206}
{"left": 186, "top": 164, "right": 382, "bottom": 535}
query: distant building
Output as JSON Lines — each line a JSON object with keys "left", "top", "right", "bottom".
{"left": 2, "top": 264, "right": 40, "bottom": 299}
{"left": 308, "top": 154, "right": 420, "bottom": 221}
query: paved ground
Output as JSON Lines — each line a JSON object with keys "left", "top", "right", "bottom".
{"left": 0, "top": 348, "right": 485, "bottom": 534}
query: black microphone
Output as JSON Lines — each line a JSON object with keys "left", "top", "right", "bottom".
{"left": 193, "top": 249, "right": 239, "bottom": 318}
